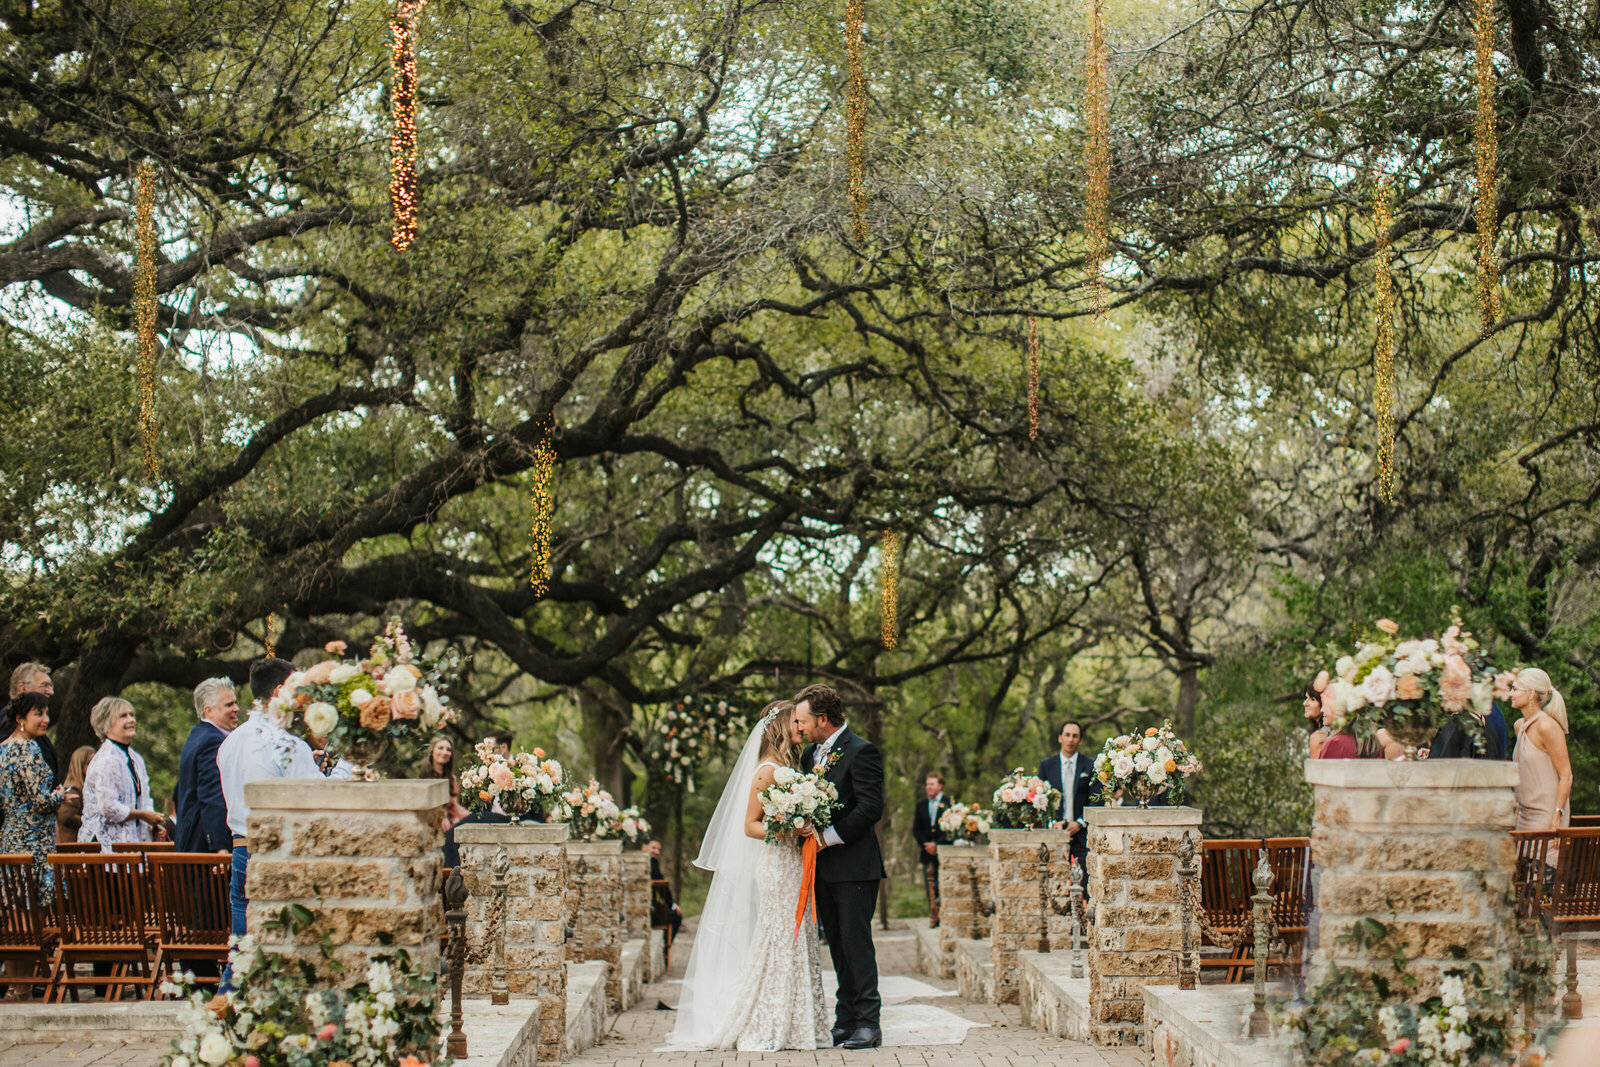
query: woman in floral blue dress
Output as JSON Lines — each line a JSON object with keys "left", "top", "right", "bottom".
{"left": 0, "top": 693, "right": 65, "bottom": 904}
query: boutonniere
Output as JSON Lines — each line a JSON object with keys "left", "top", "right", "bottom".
{"left": 818, "top": 748, "right": 844, "bottom": 774}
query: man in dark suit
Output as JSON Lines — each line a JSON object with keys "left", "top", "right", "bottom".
{"left": 795, "top": 683, "right": 885, "bottom": 1051}
{"left": 1038, "top": 720, "right": 1097, "bottom": 880}
{"left": 176, "top": 677, "right": 239, "bottom": 852}
{"left": 911, "top": 772, "right": 950, "bottom": 927}
{"left": 644, "top": 839, "right": 682, "bottom": 939}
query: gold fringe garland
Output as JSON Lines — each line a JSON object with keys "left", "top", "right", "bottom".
{"left": 1373, "top": 174, "right": 1396, "bottom": 505}
{"left": 1472, "top": 0, "right": 1500, "bottom": 333}
{"left": 529, "top": 424, "right": 556, "bottom": 598}
{"left": 389, "top": 0, "right": 426, "bottom": 251}
{"left": 845, "top": 0, "right": 868, "bottom": 243}
{"left": 134, "top": 162, "right": 160, "bottom": 480}
{"left": 879, "top": 528, "right": 899, "bottom": 650}
{"left": 1027, "top": 317, "right": 1041, "bottom": 441}
{"left": 264, "top": 613, "right": 278, "bottom": 658}
{"left": 1085, "top": 0, "right": 1110, "bottom": 320}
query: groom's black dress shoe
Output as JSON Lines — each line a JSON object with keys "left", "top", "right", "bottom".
{"left": 831, "top": 1028, "right": 851, "bottom": 1047}
{"left": 842, "top": 1027, "right": 883, "bottom": 1049}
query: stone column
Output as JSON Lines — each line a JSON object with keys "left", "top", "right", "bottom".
{"left": 455, "top": 822, "right": 569, "bottom": 1062}
{"left": 989, "top": 828, "right": 1073, "bottom": 1003}
{"left": 1084, "top": 805, "right": 1199, "bottom": 1046}
{"left": 937, "top": 844, "right": 991, "bottom": 978}
{"left": 567, "top": 839, "right": 625, "bottom": 1012}
{"left": 621, "top": 850, "right": 651, "bottom": 941}
{"left": 244, "top": 779, "right": 446, "bottom": 978}
{"left": 1307, "top": 759, "right": 1517, "bottom": 995}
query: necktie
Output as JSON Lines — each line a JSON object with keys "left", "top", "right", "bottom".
{"left": 1062, "top": 756, "right": 1073, "bottom": 821}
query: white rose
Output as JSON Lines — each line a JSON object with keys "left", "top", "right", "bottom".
{"left": 384, "top": 667, "right": 418, "bottom": 692}
{"left": 1112, "top": 755, "right": 1134, "bottom": 778}
{"left": 774, "top": 766, "right": 798, "bottom": 785}
{"left": 328, "top": 663, "right": 360, "bottom": 685}
{"left": 1360, "top": 665, "right": 1397, "bottom": 708}
{"left": 1142, "top": 736, "right": 1159, "bottom": 752}
{"left": 303, "top": 702, "right": 338, "bottom": 737}
{"left": 172, "top": 1058, "right": 192, "bottom": 1067}
{"left": 348, "top": 688, "right": 374, "bottom": 708}
{"left": 198, "top": 1032, "right": 233, "bottom": 1066}
{"left": 1134, "top": 752, "right": 1152, "bottom": 772}
{"left": 792, "top": 815, "right": 805, "bottom": 827}
{"left": 1154, "top": 747, "right": 1172, "bottom": 764}
{"left": 1148, "top": 764, "right": 1168, "bottom": 784}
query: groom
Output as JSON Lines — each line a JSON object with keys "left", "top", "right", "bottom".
{"left": 794, "top": 683, "right": 885, "bottom": 1050}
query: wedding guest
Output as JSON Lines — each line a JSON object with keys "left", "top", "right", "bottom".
{"left": 645, "top": 838, "right": 683, "bottom": 939}
{"left": 1039, "top": 720, "right": 1097, "bottom": 875}
{"left": 8, "top": 662, "right": 58, "bottom": 788}
{"left": 911, "top": 773, "right": 950, "bottom": 927}
{"left": 1304, "top": 674, "right": 1330, "bottom": 759}
{"left": 175, "top": 678, "right": 239, "bottom": 852}
{"left": 420, "top": 736, "right": 469, "bottom": 828}
{"left": 484, "top": 728, "right": 514, "bottom": 758}
{"left": 79, "top": 697, "right": 162, "bottom": 850}
{"left": 56, "top": 744, "right": 96, "bottom": 845}
{"left": 1428, "top": 707, "right": 1507, "bottom": 760}
{"left": 1513, "top": 668, "right": 1572, "bottom": 865}
{"left": 0, "top": 694, "right": 65, "bottom": 904}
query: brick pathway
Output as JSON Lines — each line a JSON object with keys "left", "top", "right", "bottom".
{"left": 0, "top": 1036, "right": 174, "bottom": 1066}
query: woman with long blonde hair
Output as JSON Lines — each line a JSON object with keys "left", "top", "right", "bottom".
{"left": 1512, "top": 668, "right": 1572, "bottom": 865}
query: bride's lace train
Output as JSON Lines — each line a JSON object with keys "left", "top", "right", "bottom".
{"left": 712, "top": 839, "right": 831, "bottom": 1051}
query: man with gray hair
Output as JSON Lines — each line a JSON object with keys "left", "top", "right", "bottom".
{"left": 8, "top": 662, "right": 58, "bottom": 788}
{"left": 175, "top": 677, "right": 238, "bottom": 853}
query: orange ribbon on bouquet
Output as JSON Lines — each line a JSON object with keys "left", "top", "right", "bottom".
{"left": 794, "top": 833, "right": 819, "bottom": 937}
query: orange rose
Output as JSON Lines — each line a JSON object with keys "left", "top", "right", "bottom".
{"left": 1145, "top": 727, "right": 1158, "bottom": 737}
{"left": 533, "top": 747, "right": 546, "bottom": 758}
{"left": 359, "top": 696, "right": 393, "bottom": 730}
{"left": 296, "top": 692, "right": 312, "bottom": 709}
{"left": 391, "top": 689, "right": 421, "bottom": 719}
{"left": 1395, "top": 673, "right": 1425, "bottom": 701}
{"left": 1164, "top": 759, "right": 1177, "bottom": 773}
{"left": 479, "top": 790, "right": 492, "bottom": 801}
{"left": 399, "top": 1056, "right": 427, "bottom": 1067}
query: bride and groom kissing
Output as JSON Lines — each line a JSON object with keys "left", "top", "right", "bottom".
{"left": 668, "top": 684, "right": 887, "bottom": 1052}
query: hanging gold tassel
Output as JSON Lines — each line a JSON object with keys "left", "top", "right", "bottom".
{"left": 1027, "top": 317, "right": 1041, "bottom": 441}
{"left": 879, "top": 527, "right": 899, "bottom": 649}
{"left": 389, "top": 0, "right": 426, "bottom": 251}
{"left": 264, "top": 613, "right": 278, "bottom": 658}
{"left": 1472, "top": 0, "right": 1500, "bottom": 334}
{"left": 529, "top": 423, "right": 556, "bottom": 598}
{"left": 845, "top": 0, "right": 868, "bottom": 243}
{"left": 1373, "top": 174, "right": 1396, "bottom": 505}
{"left": 134, "top": 162, "right": 160, "bottom": 480}
{"left": 1085, "top": 0, "right": 1110, "bottom": 320}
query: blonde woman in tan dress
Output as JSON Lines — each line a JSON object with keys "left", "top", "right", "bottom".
{"left": 1512, "top": 667, "right": 1572, "bottom": 865}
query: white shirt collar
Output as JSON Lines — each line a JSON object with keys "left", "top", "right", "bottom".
{"left": 818, "top": 722, "right": 848, "bottom": 755}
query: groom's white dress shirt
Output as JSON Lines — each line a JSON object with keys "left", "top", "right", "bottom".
{"left": 815, "top": 721, "right": 849, "bottom": 847}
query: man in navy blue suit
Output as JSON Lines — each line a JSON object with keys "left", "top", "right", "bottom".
{"left": 176, "top": 677, "right": 239, "bottom": 853}
{"left": 1037, "top": 721, "right": 1097, "bottom": 879}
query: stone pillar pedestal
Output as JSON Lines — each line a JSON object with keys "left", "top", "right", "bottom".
{"left": 937, "top": 844, "right": 991, "bottom": 978}
{"left": 455, "top": 822, "right": 569, "bottom": 1062}
{"left": 567, "top": 839, "right": 625, "bottom": 1011}
{"left": 1084, "top": 805, "right": 1199, "bottom": 1046}
{"left": 989, "top": 828, "right": 1074, "bottom": 1003}
{"left": 244, "top": 779, "right": 446, "bottom": 979}
{"left": 1307, "top": 759, "right": 1517, "bottom": 995}
{"left": 621, "top": 850, "right": 651, "bottom": 941}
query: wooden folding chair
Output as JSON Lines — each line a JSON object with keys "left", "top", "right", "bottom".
{"left": 0, "top": 855, "right": 56, "bottom": 995}
{"left": 1512, "top": 830, "right": 1557, "bottom": 921}
{"left": 1568, "top": 815, "right": 1600, "bottom": 828}
{"left": 46, "top": 854, "right": 157, "bottom": 1002}
{"left": 54, "top": 842, "right": 100, "bottom": 853}
{"left": 1547, "top": 828, "right": 1600, "bottom": 1018}
{"left": 1200, "top": 839, "right": 1258, "bottom": 981}
{"left": 148, "top": 854, "right": 233, "bottom": 986}
{"left": 650, "top": 879, "right": 677, "bottom": 969}
{"left": 111, "top": 841, "right": 175, "bottom": 854}
{"left": 1261, "top": 837, "right": 1311, "bottom": 978}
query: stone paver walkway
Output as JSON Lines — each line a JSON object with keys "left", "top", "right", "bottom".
{"left": 0, "top": 1036, "right": 173, "bottom": 1066}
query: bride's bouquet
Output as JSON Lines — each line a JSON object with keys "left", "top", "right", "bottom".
{"left": 461, "top": 741, "right": 567, "bottom": 822}
{"left": 938, "top": 802, "right": 994, "bottom": 845}
{"left": 992, "top": 769, "right": 1061, "bottom": 829}
{"left": 758, "top": 766, "right": 840, "bottom": 844}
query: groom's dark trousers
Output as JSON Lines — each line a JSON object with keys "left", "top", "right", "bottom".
{"left": 804, "top": 725, "right": 887, "bottom": 1033}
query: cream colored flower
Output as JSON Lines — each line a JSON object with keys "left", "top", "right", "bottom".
{"left": 198, "top": 1032, "right": 233, "bottom": 1066}
{"left": 303, "top": 702, "right": 338, "bottom": 737}
{"left": 348, "top": 688, "right": 373, "bottom": 708}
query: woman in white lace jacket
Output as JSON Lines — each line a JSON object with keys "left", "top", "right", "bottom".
{"left": 79, "top": 697, "right": 164, "bottom": 851}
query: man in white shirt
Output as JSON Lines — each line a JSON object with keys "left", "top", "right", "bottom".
{"left": 1038, "top": 720, "right": 1095, "bottom": 877}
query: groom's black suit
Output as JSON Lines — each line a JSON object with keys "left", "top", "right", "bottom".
{"left": 803, "top": 725, "right": 886, "bottom": 1033}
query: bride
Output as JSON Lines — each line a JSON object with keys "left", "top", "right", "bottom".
{"left": 667, "top": 700, "right": 830, "bottom": 1051}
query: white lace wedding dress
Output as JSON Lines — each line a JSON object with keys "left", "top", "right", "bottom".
{"left": 709, "top": 763, "right": 831, "bottom": 1051}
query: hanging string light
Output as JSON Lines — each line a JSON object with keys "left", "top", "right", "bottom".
{"left": 1472, "top": 0, "right": 1500, "bottom": 334}
{"left": 845, "top": 0, "right": 868, "bottom": 243}
{"left": 134, "top": 161, "right": 160, "bottom": 480}
{"left": 1085, "top": 0, "right": 1110, "bottom": 320}
{"left": 1027, "top": 317, "right": 1041, "bottom": 441}
{"left": 879, "top": 528, "right": 899, "bottom": 649}
{"left": 529, "top": 423, "right": 556, "bottom": 598}
{"left": 264, "top": 613, "right": 278, "bottom": 658}
{"left": 389, "top": 0, "right": 427, "bottom": 251}
{"left": 1373, "top": 174, "right": 1396, "bottom": 505}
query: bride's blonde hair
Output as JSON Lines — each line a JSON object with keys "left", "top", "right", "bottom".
{"left": 1517, "top": 667, "right": 1569, "bottom": 733}
{"left": 757, "top": 700, "right": 801, "bottom": 768}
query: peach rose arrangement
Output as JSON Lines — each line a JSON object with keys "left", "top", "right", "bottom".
{"left": 266, "top": 619, "right": 458, "bottom": 779}
{"left": 991, "top": 769, "right": 1062, "bottom": 829}
{"left": 1320, "top": 613, "right": 1500, "bottom": 757}
{"left": 937, "top": 802, "right": 994, "bottom": 844}
{"left": 460, "top": 739, "right": 568, "bottom": 822}
{"left": 1092, "top": 722, "right": 1201, "bottom": 807}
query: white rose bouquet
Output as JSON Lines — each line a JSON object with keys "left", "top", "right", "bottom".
{"left": 561, "top": 779, "right": 623, "bottom": 841}
{"left": 758, "top": 765, "right": 841, "bottom": 844}
{"left": 1092, "top": 722, "right": 1201, "bottom": 807}
{"left": 992, "top": 769, "right": 1061, "bottom": 829}
{"left": 937, "top": 802, "right": 993, "bottom": 844}
{"left": 460, "top": 740, "right": 568, "bottom": 822}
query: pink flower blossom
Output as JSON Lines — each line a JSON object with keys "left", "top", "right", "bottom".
{"left": 1438, "top": 654, "right": 1473, "bottom": 712}
{"left": 1375, "top": 618, "right": 1400, "bottom": 635}
{"left": 1390, "top": 1037, "right": 1410, "bottom": 1054}
{"left": 318, "top": 1024, "right": 337, "bottom": 1041}
{"left": 324, "top": 640, "right": 347, "bottom": 655}
{"left": 245, "top": 1057, "right": 261, "bottom": 1067}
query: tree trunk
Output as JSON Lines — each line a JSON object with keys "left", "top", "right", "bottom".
{"left": 53, "top": 639, "right": 140, "bottom": 756}
{"left": 577, "top": 683, "right": 632, "bottom": 798}
{"left": 1175, "top": 659, "right": 1201, "bottom": 738}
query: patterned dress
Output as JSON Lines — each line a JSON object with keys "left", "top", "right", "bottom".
{"left": 0, "top": 737, "right": 63, "bottom": 904}
{"left": 79, "top": 739, "right": 153, "bottom": 851}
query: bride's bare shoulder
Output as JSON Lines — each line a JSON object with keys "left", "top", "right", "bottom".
{"left": 751, "top": 762, "right": 779, "bottom": 788}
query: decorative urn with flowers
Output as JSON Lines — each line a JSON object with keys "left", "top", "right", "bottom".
{"left": 1320, "top": 613, "right": 1501, "bottom": 758}
{"left": 992, "top": 770, "right": 1061, "bottom": 829}
{"left": 937, "top": 802, "right": 994, "bottom": 844}
{"left": 1092, "top": 723, "right": 1201, "bottom": 807}
{"left": 460, "top": 741, "right": 568, "bottom": 822}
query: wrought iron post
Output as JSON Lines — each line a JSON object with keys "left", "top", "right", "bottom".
{"left": 969, "top": 859, "right": 994, "bottom": 939}
{"left": 489, "top": 844, "right": 511, "bottom": 1006}
{"left": 1037, "top": 843, "right": 1053, "bottom": 953}
{"left": 1176, "top": 830, "right": 1199, "bottom": 991}
{"left": 444, "top": 869, "right": 469, "bottom": 1057}
{"left": 1248, "top": 849, "right": 1275, "bottom": 1037}
{"left": 1068, "top": 853, "right": 1085, "bottom": 979}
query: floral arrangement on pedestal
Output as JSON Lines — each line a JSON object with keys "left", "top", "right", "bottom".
{"left": 758, "top": 766, "right": 840, "bottom": 842}
{"left": 991, "top": 770, "right": 1061, "bottom": 829}
{"left": 561, "top": 778, "right": 622, "bottom": 841}
{"left": 267, "top": 619, "right": 458, "bottom": 779}
{"left": 614, "top": 805, "right": 651, "bottom": 844}
{"left": 643, "top": 696, "right": 750, "bottom": 792}
{"left": 460, "top": 740, "right": 568, "bottom": 822}
{"left": 160, "top": 907, "right": 444, "bottom": 1067}
{"left": 937, "top": 802, "right": 994, "bottom": 844}
{"left": 1092, "top": 723, "right": 1201, "bottom": 806}
{"left": 1320, "top": 614, "right": 1500, "bottom": 757}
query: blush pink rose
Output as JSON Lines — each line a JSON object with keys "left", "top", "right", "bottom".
{"left": 324, "top": 640, "right": 347, "bottom": 655}
{"left": 1375, "top": 618, "right": 1400, "bottom": 635}
{"left": 391, "top": 689, "right": 422, "bottom": 719}
{"left": 489, "top": 763, "right": 515, "bottom": 791}
{"left": 303, "top": 660, "right": 337, "bottom": 685}
{"left": 317, "top": 1024, "right": 337, "bottom": 1041}
{"left": 1395, "top": 673, "right": 1425, "bottom": 701}
{"left": 1438, "top": 654, "right": 1472, "bottom": 712}
{"left": 1360, "top": 665, "right": 1397, "bottom": 707}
